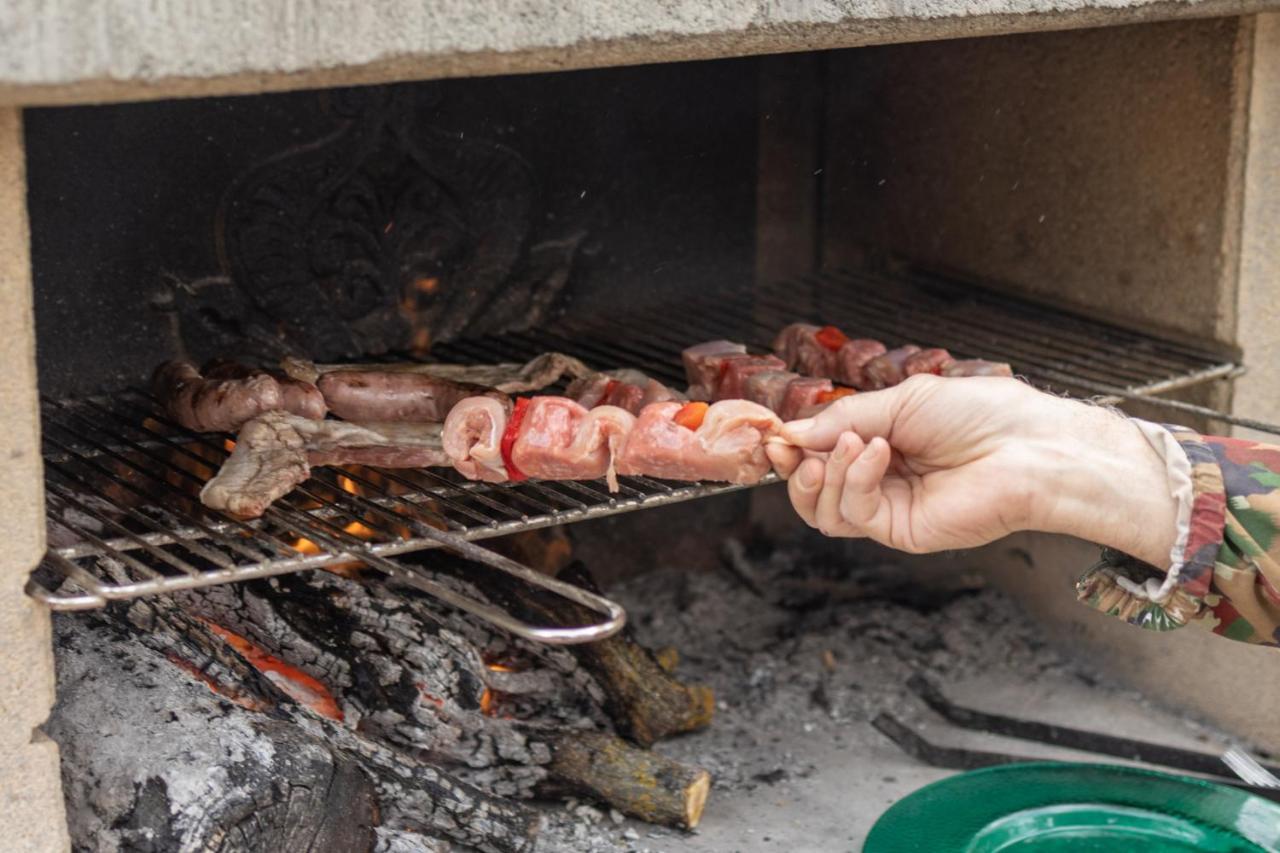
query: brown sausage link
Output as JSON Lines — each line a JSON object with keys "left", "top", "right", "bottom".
{"left": 317, "top": 370, "right": 507, "bottom": 423}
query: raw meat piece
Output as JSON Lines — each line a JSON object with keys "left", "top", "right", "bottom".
{"left": 862, "top": 345, "right": 922, "bottom": 390}
{"left": 716, "top": 354, "right": 788, "bottom": 401}
{"left": 617, "top": 400, "right": 781, "bottom": 485}
{"left": 442, "top": 396, "right": 513, "bottom": 483}
{"left": 777, "top": 376, "right": 835, "bottom": 421}
{"left": 509, "top": 397, "right": 635, "bottom": 492}
{"left": 682, "top": 340, "right": 748, "bottom": 399}
{"left": 201, "top": 413, "right": 447, "bottom": 519}
{"left": 902, "top": 347, "right": 955, "bottom": 377}
{"left": 942, "top": 359, "right": 1014, "bottom": 378}
{"left": 834, "top": 339, "right": 888, "bottom": 388}
{"left": 743, "top": 370, "right": 800, "bottom": 413}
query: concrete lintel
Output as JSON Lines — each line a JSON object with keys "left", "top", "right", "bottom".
{"left": 3, "top": 0, "right": 1280, "bottom": 107}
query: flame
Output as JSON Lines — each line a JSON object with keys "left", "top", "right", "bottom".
{"left": 292, "top": 537, "right": 322, "bottom": 556}
{"left": 336, "top": 475, "right": 378, "bottom": 540}
{"left": 480, "top": 661, "right": 518, "bottom": 717}
{"left": 202, "top": 621, "right": 344, "bottom": 721}
{"left": 410, "top": 327, "right": 431, "bottom": 355}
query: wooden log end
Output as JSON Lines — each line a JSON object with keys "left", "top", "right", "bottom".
{"left": 684, "top": 769, "right": 711, "bottom": 829}
{"left": 546, "top": 730, "right": 713, "bottom": 830}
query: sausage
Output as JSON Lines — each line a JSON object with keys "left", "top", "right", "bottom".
{"left": 316, "top": 370, "right": 508, "bottom": 423}
{"left": 152, "top": 360, "right": 326, "bottom": 433}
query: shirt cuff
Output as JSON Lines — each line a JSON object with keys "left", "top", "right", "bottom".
{"left": 1075, "top": 421, "right": 1226, "bottom": 631}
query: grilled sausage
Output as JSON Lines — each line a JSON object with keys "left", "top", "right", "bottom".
{"left": 316, "top": 370, "right": 507, "bottom": 423}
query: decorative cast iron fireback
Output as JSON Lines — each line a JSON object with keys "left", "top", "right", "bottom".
{"left": 214, "top": 86, "right": 546, "bottom": 359}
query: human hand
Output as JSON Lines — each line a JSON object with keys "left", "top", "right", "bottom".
{"left": 765, "top": 375, "right": 1178, "bottom": 565}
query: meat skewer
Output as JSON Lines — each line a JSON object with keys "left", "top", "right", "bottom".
{"left": 192, "top": 324, "right": 1012, "bottom": 519}
{"left": 770, "top": 322, "right": 1013, "bottom": 388}
{"left": 442, "top": 396, "right": 779, "bottom": 492}
{"left": 207, "top": 395, "right": 781, "bottom": 518}
{"left": 565, "top": 369, "right": 685, "bottom": 415}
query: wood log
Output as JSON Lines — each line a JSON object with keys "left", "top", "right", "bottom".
{"left": 121, "top": 593, "right": 542, "bottom": 853}
{"left": 49, "top": 609, "right": 381, "bottom": 853}
{"left": 463, "top": 557, "right": 715, "bottom": 746}
{"left": 543, "top": 730, "right": 711, "bottom": 829}
{"left": 165, "top": 566, "right": 712, "bottom": 828}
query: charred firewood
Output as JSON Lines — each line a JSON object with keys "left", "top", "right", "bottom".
{"left": 69, "top": 592, "right": 542, "bottom": 853}
{"left": 542, "top": 730, "right": 711, "bottom": 829}
{"left": 152, "top": 564, "right": 711, "bottom": 830}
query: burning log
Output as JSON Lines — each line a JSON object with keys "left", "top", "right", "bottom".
{"left": 129, "top": 594, "right": 541, "bottom": 853}
{"left": 56, "top": 548, "right": 711, "bottom": 833}
{"left": 50, "top": 599, "right": 538, "bottom": 853}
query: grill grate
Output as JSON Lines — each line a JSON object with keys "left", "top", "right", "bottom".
{"left": 29, "top": 264, "right": 1240, "bottom": 611}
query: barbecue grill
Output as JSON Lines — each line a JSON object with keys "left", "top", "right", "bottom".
{"left": 31, "top": 264, "right": 1242, "bottom": 618}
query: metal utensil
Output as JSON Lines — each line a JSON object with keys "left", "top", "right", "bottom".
{"left": 1222, "top": 746, "right": 1280, "bottom": 789}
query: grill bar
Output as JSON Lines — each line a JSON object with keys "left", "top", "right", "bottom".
{"left": 30, "top": 265, "right": 1243, "bottom": 613}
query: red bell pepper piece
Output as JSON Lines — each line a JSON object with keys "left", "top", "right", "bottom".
{"left": 815, "top": 325, "right": 849, "bottom": 351}
{"left": 673, "top": 401, "right": 709, "bottom": 431}
{"left": 500, "top": 397, "right": 531, "bottom": 481}
{"left": 816, "top": 386, "right": 856, "bottom": 404}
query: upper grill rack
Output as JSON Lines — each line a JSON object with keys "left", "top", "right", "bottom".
{"left": 29, "top": 265, "right": 1239, "bottom": 611}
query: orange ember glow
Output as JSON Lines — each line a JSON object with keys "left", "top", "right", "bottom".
{"left": 223, "top": 438, "right": 236, "bottom": 452}
{"left": 202, "top": 621, "right": 344, "bottom": 721}
{"left": 292, "top": 537, "right": 323, "bottom": 556}
{"left": 288, "top": 472, "right": 389, "bottom": 569}
{"left": 415, "top": 276, "right": 440, "bottom": 294}
{"left": 480, "top": 661, "right": 518, "bottom": 716}
{"left": 165, "top": 653, "right": 269, "bottom": 713}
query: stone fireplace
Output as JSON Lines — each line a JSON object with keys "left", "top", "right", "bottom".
{"left": 4, "top": 2, "right": 1280, "bottom": 849}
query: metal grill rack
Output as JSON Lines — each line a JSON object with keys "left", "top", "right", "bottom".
{"left": 30, "top": 264, "right": 1240, "bottom": 615}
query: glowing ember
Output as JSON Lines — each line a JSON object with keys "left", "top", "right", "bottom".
{"left": 479, "top": 661, "right": 518, "bottom": 716}
{"left": 164, "top": 653, "right": 269, "bottom": 713}
{"left": 414, "top": 276, "right": 440, "bottom": 294}
{"left": 343, "top": 520, "right": 376, "bottom": 539}
{"left": 202, "top": 620, "right": 344, "bottom": 721}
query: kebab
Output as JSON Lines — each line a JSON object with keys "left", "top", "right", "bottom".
{"left": 772, "top": 322, "right": 1014, "bottom": 387}
{"left": 205, "top": 394, "right": 779, "bottom": 519}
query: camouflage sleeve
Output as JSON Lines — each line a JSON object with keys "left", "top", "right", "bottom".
{"left": 1076, "top": 425, "right": 1280, "bottom": 645}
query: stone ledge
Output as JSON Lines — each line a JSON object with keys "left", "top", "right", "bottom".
{"left": 3, "top": 0, "right": 1280, "bottom": 106}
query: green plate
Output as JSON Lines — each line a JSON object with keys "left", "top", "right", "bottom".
{"left": 864, "top": 762, "right": 1280, "bottom": 852}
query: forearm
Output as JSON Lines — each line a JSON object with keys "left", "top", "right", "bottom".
{"left": 1024, "top": 399, "right": 1179, "bottom": 567}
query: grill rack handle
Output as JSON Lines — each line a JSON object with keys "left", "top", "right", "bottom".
{"left": 357, "top": 528, "right": 627, "bottom": 645}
